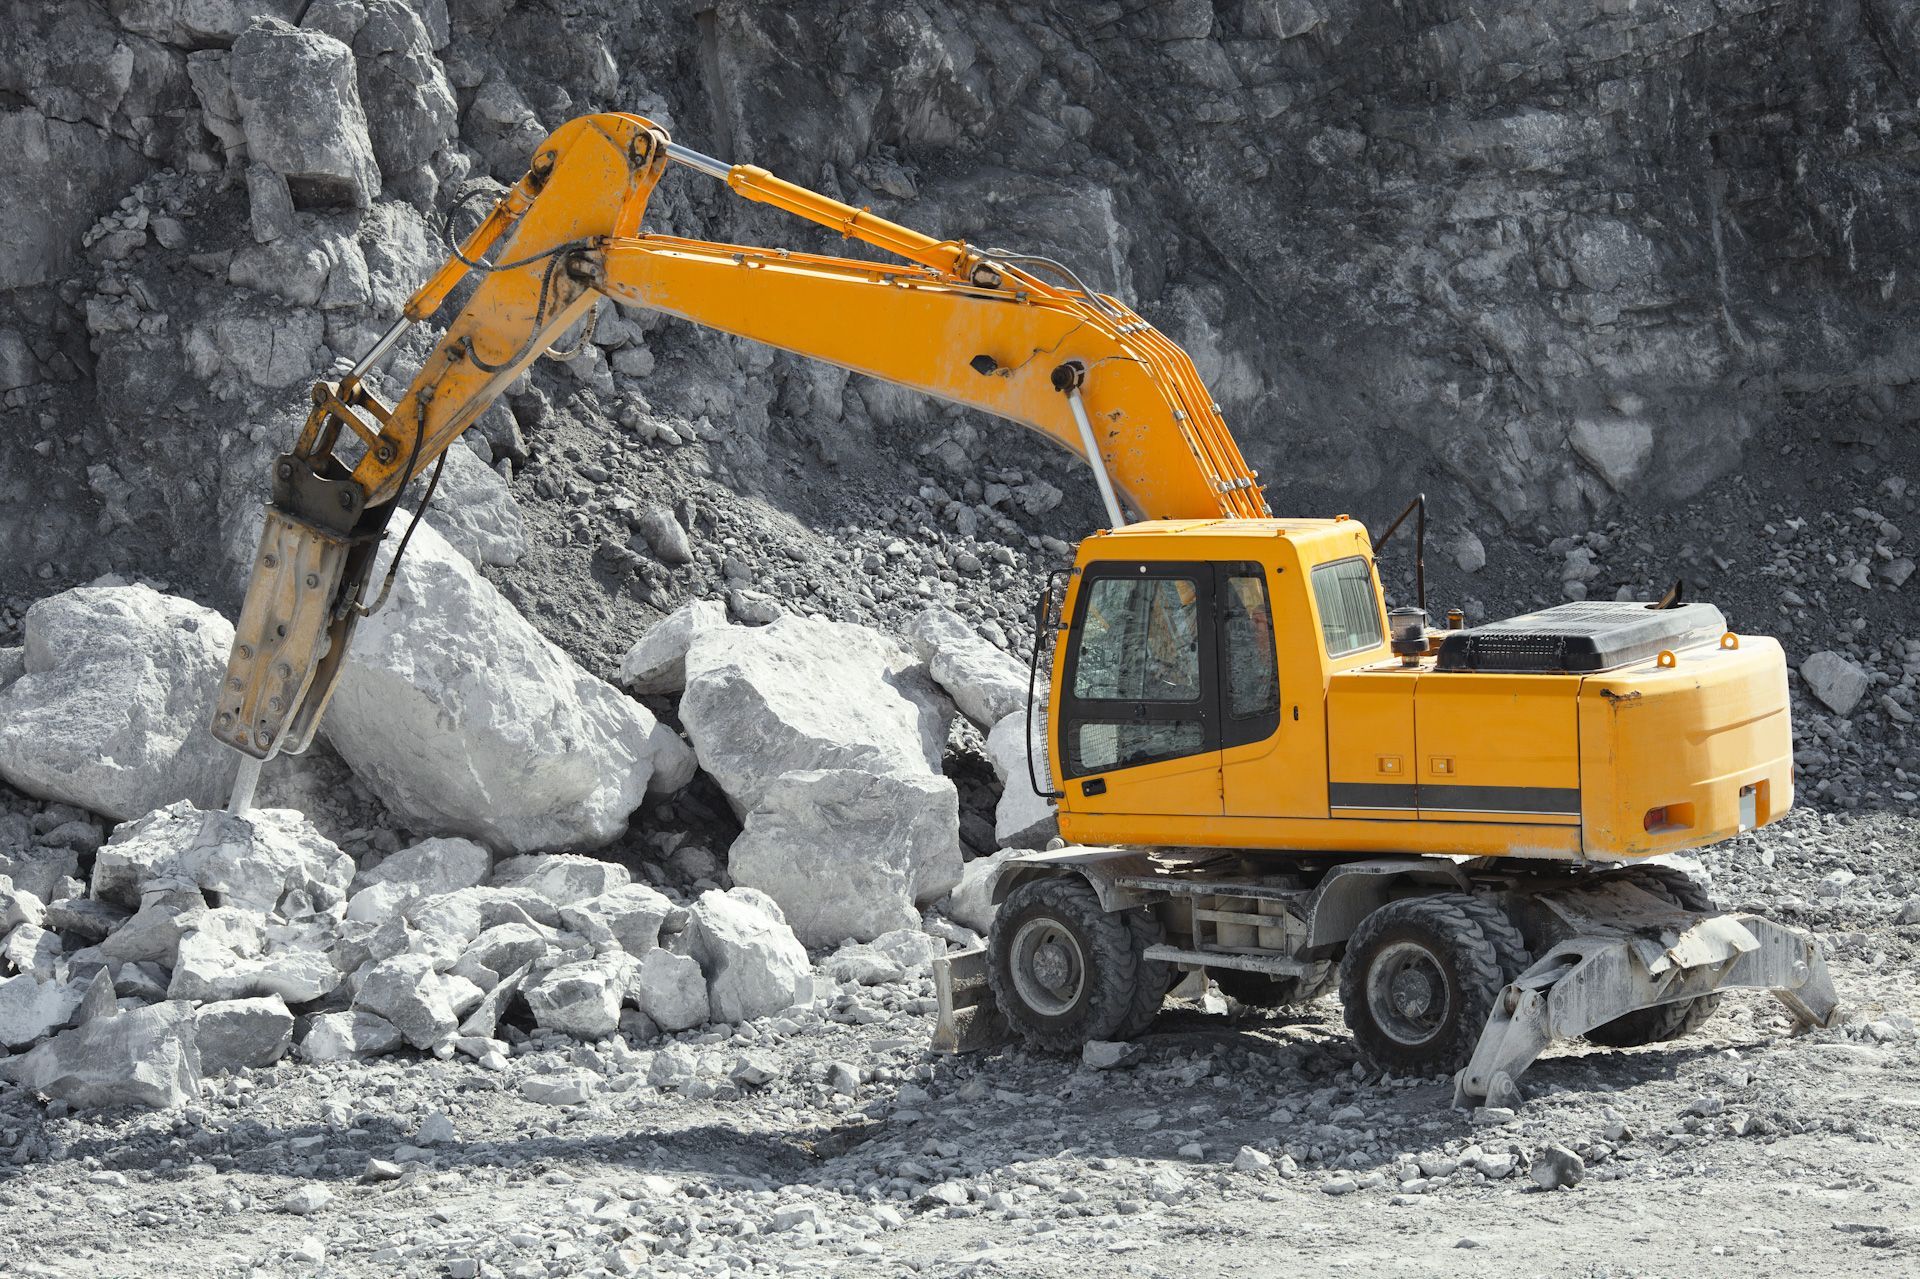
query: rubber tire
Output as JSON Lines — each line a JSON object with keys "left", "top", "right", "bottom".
{"left": 1452, "top": 893, "right": 1532, "bottom": 983}
{"left": 1583, "top": 866, "right": 1724, "bottom": 1048}
{"left": 1338, "top": 895, "right": 1508, "bottom": 1076}
{"left": 988, "top": 877, "right": 1144, "bottom": 1051}
{"left": 1213, "top": 962, "right": 1337, "bottom": 1008}
{"left": 1114, "top": 910, "right": 1173, "bottom": 1039}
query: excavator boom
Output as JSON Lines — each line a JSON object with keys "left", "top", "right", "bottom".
{"left": 212, "top": 112, "right": 1265, "bottom": 766}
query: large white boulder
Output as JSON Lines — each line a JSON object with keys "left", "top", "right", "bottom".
{"left": 228, "top": 19, "right": 380, "bottom": 208}
{"left": 403, "top": 442, "right": 527, "bottom": 568}
{"left": 630, "top": 947, "right": 707, "bottom": 1031}
{"left": 680, "top": 615, "right": 953, "bottom": 815}
{"left": 0, "top": 586, "right": 242, "bottom": 821}
{"left": 682, "top": 889, "right": 811, "bottom": 1023}
{"left": 93, "top": 801, "right": 353, "bottom": 916}
{"left": 7, "top": 1000, "right": 202, "bottom": 1110}
{"left": 321, "top": 521, "right": 694, "bottom": 854}
{"left": 618, "top": 599, "right": 728, "bottom": 694}
{"left": 346, "top": 836, "right": 492, "bottom": 922}
{"left": 728, "top": 769, "right": 960, "bottom": 946}
{"left": 986, "top": 711, "right": 1059, "bottom": 848}
{"left": 909, "top": 606, "right": 1029, "bottom": 729}
{"left": 944, "top": 849, "right": 1026, "bottom": 934}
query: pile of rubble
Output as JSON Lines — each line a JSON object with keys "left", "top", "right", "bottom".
{"left": 0, "top": 794, "right": 829, "bottom": 1109}
{"left": 0, "top": 525, "right": 1054, "bottom": 1110}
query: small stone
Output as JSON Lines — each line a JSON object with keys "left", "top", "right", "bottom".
{"left": 363, "top": 1158, "right": 405, "bottom": 1181}
{"left": 523, "top": 1069, "right": 597, "bottom": 1106}
{"left": 1082, "top": 1040, "right": 1142, "bottom": 1070}
{"left": 1800, "top": 651, "right": 1870, "bottom": 716}
{"left": 1529, "top": 1143, "right": 1585, "bottom": 1191}
{"left": 1232, "top": 1146, "right": 1273, "bottom": 1173}
{"left": 281, "top": 1185, "right": 332, "bottom": 1215}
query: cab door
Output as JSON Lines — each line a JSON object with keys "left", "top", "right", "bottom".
{"left": 1055, "top": 562, "right": 1223, "bottom": 817}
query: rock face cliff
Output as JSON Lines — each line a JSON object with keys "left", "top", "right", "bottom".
{"left": 1, "top": 3, "right": 1916, "bottom": 649}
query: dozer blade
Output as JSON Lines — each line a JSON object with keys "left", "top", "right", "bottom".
{"left": 1455, "top": 886, "right": 1838, "bottom": 1107}
{"left": 931, "top": 946, "right": 1010, "bottom": 1053}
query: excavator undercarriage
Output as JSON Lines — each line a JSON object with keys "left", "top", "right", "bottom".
{"left": 933, "top": 850, "right": 1838, "bottom": 1104}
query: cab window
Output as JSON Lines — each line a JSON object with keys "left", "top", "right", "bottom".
{"left": 1310, "top": 556, "right": 1383, "bottom": 657}
{"left": 1072, "top": 577, "right": 1201, "bottom": 702}
{"left": 1221, "top": 573, "right": 1278, "bottom": 717}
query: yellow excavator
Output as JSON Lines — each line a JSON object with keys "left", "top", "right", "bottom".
{"left": 212, "top": 113, "right": 1835, "bottom": 1102}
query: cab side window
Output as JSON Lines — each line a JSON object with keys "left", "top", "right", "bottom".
{"left": 1221, "top": 573, "right": 1278, "bottom": 718}
{"left": 1310, "top": 556, "right": 1384, "bottom": 657}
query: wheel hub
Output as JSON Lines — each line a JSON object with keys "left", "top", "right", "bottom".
{"left": 1008, "top": 918, "right": 1087, "bottom": 1017}
{"left": 1367, "top": 940, "right": 1448, "bottom": 1046}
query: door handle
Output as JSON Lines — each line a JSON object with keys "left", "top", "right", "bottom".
{"left": 1081, "top": 778, "right": 1107, "bottom": 797}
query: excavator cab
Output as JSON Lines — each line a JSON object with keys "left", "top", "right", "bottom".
{"left": 1046, "top": 517, "right": 1391, "bottom": 842}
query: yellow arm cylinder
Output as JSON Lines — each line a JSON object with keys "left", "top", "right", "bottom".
{"left": 719, "top": 164, "right": 976, "bottom": 280}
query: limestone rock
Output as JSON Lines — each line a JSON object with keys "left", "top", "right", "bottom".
{"left": 0, "top": 973, "right": 86, "bottom": 1049}
{"left": 9, "top": 1001, "right": 201, "bottom": 1110}
{"left": 228, "top": 19, "right": 380, "bottom": 208}
{"left": 490, "top": 853, "right": 630, "bottom": 908}
{"left": 683, "top": 889, "right": 812, "bottom": 1024}
{"left": 680, "top": 615, "right": 952, "bottom": 816}
{"left": 630, "top": 947, "right": 708, "bottom": 1031}
{"left": 632, "top": 504, "right": 693, "bottom": 566}
{"left": 406, "top": 885, "right": 560, "bottom": 942}
{"left": 109, "top": 0, "right": 304, "bottom": 48}
{"left": 321, "top": 520, "right": 688, "bottom": 853}
{"left": 97, "top": 803, "right": 353, "bottom": 916}
{"left": 523, "top": 959, "right": 624, "bottom": 1040}
{"left": 347, "top": 836, "right": 492, "bottom": 922}
{"left": 522, "top": 1069, "right": 596, "bottom": 1106}
{"left": 0, "top": 586, "right": 240, "bottom": 822}
{"left": 403, "top": 442, "right": 527, "bottom": 568}
{"left": 558, "top": 884, "right": 684, "bottom": 955}
{"left": 945, "top": 849, "right": 1024, "bottom": 934}
{"left": 1569, "top": 414, "right": 1654, "bottom": 491}
{"left": 298, "top": 1010, "right": 403, "bottom": 1062}
{"left": 194, "top": 996, "right": 294, "bottom": 1074}
{"left": 98, "top": 883, "right": 208, "bottom": 966}
{"left": 617, "top": 599, "right": 728, "bottom": 695}
{"left": 0, "top": 847, "right": 78, "bottom": 906}
{"left": 342, "top": 0, "right": 459, "bottom": 193}
{"left": 909, "top": 605, "right": 1029, "bottom": 729}
{"left": 986, "top": 711, "right": 1059, "bottom": 848}
{"left": 1800, "top": 650, "right": 1869, "bottom": 716}
{"left": 1451, "top": 530, "right": 1487, "bottom": 574}
{"left": 354, "top": 953, "right": 456, "bottom": 1049}
{"left": 728, "top": 769, "right": 959, "bottom": 946}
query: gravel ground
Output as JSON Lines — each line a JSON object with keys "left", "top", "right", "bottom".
{"left": 0, "top": 809, "right": 1911, "bottom": 1279}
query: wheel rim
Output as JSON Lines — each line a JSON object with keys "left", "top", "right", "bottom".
{"left": 1008, "top": 917, "right": 1087, "bottom": 1017}
{"left": 1366, "top": 940, "right": 1449, "bottom": 1046}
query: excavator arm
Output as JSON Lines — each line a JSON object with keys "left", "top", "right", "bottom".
{"left": 212, "top": 112, "right": 1267, "bottom": 773}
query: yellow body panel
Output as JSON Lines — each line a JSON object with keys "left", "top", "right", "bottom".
{"left": 1413, "top": 671, "right": 1580, "bottom": 825}
{"left": 1325, "top": 669, "right": 1418, "bottom": 818}
{"left": 1053, "top": 522, "right": 1794, "bottom": 865}
{"left": 1578, "top": 636, "right": 1793, "bottom": 859}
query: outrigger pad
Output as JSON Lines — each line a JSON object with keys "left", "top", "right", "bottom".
{"left": 1454, "top": 898, "right": 1839, "bottom": 1108}
{"left": 932, "top": 946, "right": 1010, "bottom": 1053}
